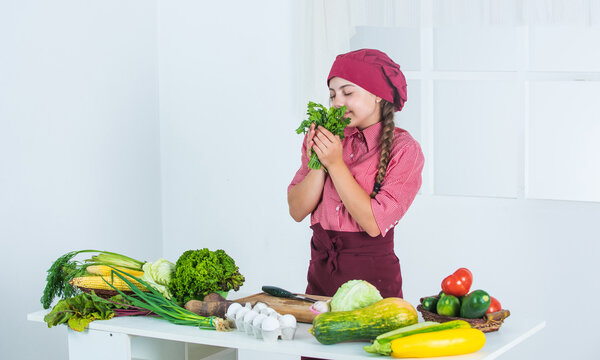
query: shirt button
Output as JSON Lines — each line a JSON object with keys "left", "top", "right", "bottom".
{"left": 336, "top": 205, "right": 340, "bottom": 211}
{"left": 350, "top": 153, "right": 354, "bottom": 158}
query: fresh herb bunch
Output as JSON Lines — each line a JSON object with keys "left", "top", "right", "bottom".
{"left": 295, "top": 101, "right": 350, "bottom": 170}
{"left": 169, "top": 249, "right": 245, "bottom": 305}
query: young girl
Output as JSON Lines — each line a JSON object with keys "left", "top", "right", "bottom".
{"left": 287, "top": 49, "right": 424, "bottom": 300}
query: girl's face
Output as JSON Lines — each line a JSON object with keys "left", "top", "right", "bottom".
{"left": 329, "top": 77, "right": 381, "bottom": 130}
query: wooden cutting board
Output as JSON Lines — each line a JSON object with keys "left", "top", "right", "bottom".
{"left": 230, "top": 292, "right": 331, "bottom": 324}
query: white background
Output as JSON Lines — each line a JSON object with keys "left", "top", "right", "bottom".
{"left": 1, "top": 1, "right": 599, "bottom": 359}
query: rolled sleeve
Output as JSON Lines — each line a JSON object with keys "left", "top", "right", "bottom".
{"left": 287, "top": 133, "right": 311, "bottom": 193}
{"left": 370, "top": 141, "right": 425, "bottom": 237}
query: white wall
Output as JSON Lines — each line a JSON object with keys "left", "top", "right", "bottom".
{"left": 0, "top": 1, "right": 162, "bottom": 359}
{"left": 158, "top": 0, "right": 305, "bottom": 291}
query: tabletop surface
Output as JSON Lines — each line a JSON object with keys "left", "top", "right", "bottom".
{"left": 28, "top": 309, "right": 545, "bottom": 360}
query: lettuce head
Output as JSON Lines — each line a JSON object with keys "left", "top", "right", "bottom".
{"left": 141, "top": 258, "right": 175, "bottom": 299}
{"left": 329, "top": 280, "right": 383, "bottom": 312}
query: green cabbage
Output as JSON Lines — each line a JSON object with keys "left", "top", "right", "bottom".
{"left": 329, "top": 280, "right": 383, "bottom": 312}
{"left": 141, "top": 258, "right": 175, "bottom": 299}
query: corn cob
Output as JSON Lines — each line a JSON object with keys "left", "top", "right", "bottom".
{"left": 86, "top": 265, "right": 145, "bottom": 278}
{"left": 70, "top": 275, "right": 150, "bottom": 292}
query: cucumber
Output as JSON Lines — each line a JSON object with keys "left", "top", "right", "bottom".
{"left": 364, "top": 320, "right": 472, "bottom": 355}
{"left": 421, "top": 297, "right": 438, "bottom": 312}
{"left": 437, "top": 294, "right": 460, "bottom": 317}
{"left": 460, "top": 290, "right": 491, "bottom": 318}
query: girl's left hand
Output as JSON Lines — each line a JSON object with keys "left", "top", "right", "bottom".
{"left": 312, "top": 126, "right": 344, "bottom": 170}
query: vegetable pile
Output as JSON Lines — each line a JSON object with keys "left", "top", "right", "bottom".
{"left": 295, "top": 101, "right": 350, "bottom": 170}
{"left": 40, "top": 248, "right": 243, "bottom": 332}
{"left": 420, "top": 267, "right": 503, "bottom": 318}
{"left": 305, "top": 279, "right": 487, "bottom": 358}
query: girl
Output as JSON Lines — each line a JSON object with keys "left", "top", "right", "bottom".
{"left": 287, "top": 49, "right": 424, "bottom": 300}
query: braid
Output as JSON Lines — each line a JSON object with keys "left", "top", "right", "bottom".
{"left": 370, "top": 100, "right": 396, "bottom": 198}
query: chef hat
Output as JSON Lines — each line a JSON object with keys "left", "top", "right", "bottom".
{"left": 327, "top": 49, "right": 407, "bottom": 112}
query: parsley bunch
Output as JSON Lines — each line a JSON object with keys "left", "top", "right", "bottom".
{"left": 295, "top": 101, "right": 350, "bottom": 170}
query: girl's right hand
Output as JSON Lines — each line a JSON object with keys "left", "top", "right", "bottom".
{"left": 306, "top": 123, "right": 316, "bottom": 157}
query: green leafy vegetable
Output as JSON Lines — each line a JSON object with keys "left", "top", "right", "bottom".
{"left": 329, "top": 279, "right": 383, "bottom": 312}
{"left": 43, "top": 291, "right": 132, "bottom": 331}
{"left": 141, "top": 258, "right": 176, "bottom": 299}
{"left": 295, "top": 101, "right": 350, "bottom": 170}
{"left": 169, "top": 249, "right": 245, "bottom": 305}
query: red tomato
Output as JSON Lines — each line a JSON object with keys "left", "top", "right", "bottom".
{"left": 454, "top": 268, "right": 473, "bottom": 291}
{"left": 486, "top": 296, "right": 502, "bottom": 314}
{"left": 440, "top": 267, "right": 473, "bottom": 297}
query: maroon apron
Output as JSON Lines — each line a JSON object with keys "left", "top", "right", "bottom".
{"left": 302, "top": 223, "right": 403, "bottom": 360}
{"left": 305, "top": 223, "right": 403, "bottom": 298}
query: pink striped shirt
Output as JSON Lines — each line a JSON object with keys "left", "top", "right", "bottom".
{"left": 288, "top": 122, "right": 424, "bottom": 237}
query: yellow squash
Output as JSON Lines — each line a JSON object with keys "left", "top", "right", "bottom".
{"left": 390, "top": 328, "right": 486, "bottom": 358}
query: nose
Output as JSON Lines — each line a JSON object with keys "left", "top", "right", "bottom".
{"left": 332, "top": 98, "right": 344, "bottom": 109}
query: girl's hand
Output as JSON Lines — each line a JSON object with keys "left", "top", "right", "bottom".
{"left": 306, "top": 123, "right": 317, "bottom": 157}
{"left": 312, "top": 126, "right": 344, "bottom": 170}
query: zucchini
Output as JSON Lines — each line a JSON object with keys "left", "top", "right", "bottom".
{"left": 309, "top": 298, "right": 418, "bottom": 345}
{"left": 390, "top": 328, "right": 486, "bottom": 358}
{"left": 364, "top": 320, "right": 472, "bottom": 355}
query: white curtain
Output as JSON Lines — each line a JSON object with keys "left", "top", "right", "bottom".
{"left": 300, "top": 0, "right": 600, "bottom": 102}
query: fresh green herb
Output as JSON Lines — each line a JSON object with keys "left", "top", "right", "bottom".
{"left": 105, "top": 267, "right": 231, "bottom": 331}
{"left": 169, "top": 249, "right": 245, "bottom": 305}
{"left": 43, "top": 291, "right": 132, "bottom": 332}
{"left": 41, "top": 250, "right": 146, "bottom": 309}
{"left": 295, "top": 101, "right": 350, "bottom": 170}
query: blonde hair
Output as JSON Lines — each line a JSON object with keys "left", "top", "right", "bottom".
{"left": 370, "top": 100, "right": 396, "bottom": 198}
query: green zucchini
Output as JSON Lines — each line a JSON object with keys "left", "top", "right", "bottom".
{"left": 309, "top": 298, "right": 418, "bottom": 345}
{"left": 363, "top": 320, "right": 472, "bottom": 355}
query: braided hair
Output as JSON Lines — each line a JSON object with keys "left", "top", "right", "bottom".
{"left": 370, "top": 100, "right": 396, "bottom": 198}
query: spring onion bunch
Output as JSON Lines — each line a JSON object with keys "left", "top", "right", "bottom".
{"left": 104, "top": 267, "right": 232, "bottom": 331}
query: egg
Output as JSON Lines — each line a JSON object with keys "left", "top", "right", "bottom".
{"left": 243, "top": 310, "right": 259, "bottom": 335}
{"left": 235, "top": 307, "right": 250, "bottom": 332}
{"left": 225, "top": 303, "right": 242, "bottom": 318}
{"left": 278, "top": 314, "right": 296, "bottom": 328}
{"left": 261, "top": 316, "right": 280, "bottom": 332}
{"left": 252, "top": 313, "right": 267, "bottom": 339}
{"left": 253, "top": 302, "right": 268, "bottom": 313}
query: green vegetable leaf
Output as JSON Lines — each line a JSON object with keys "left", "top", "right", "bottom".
{"left": 329, "top": 280, "right": 382, "bottom": 312}
{"left": 295, "top": 101, "right": 350, "bottom": 171}
{"left": 169, "top": 249, "right": 245, "bottom": 305}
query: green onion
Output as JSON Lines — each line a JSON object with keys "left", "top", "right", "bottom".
{"left": 103, "top": 267, "right": 231, "bottom": 331}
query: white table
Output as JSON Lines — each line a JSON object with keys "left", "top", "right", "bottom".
{"left": 27, "top": 310, "right": 545, "bottom": 360}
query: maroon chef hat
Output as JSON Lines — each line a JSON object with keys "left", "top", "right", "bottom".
{"left": 327, "top": 49, "right": 407, "bottom": 112}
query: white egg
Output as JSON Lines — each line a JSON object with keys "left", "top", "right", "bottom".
{"left": 279, "top": 314, "right": 297, "bottom": 328}
{"left": 253, "top": 302, "right": 268, "bottom": 313}
{"left": 261, "top": 316, "right": 280, "bottom": 332}
{"left": 235, "top": 307, "right": 250, "bottom": 320}
{"left": 252, "top": 313, "right": 267, "bottom": 327}
{"left": 244, "top": 310, "right": 259, "bottom": 323}
{"left": 225, "top": 303, "right": 242, "bottom": 318}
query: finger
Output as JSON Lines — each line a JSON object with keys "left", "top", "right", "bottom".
{"left": 316, "top": 126, "right": 335, "bottom": 142}
{"left": 313, "top": 134, "right": 328, "bottom": 149}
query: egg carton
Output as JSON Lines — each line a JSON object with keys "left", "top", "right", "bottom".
{"left": 225, "top": 302, "right": 297, "bottom": 341}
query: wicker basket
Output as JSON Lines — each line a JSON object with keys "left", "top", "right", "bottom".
{"left": 417, "top": 296, "right": 510, "bottom": 333}
{"left": 76, "top": 286, "right": 133, "bottom": 299}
